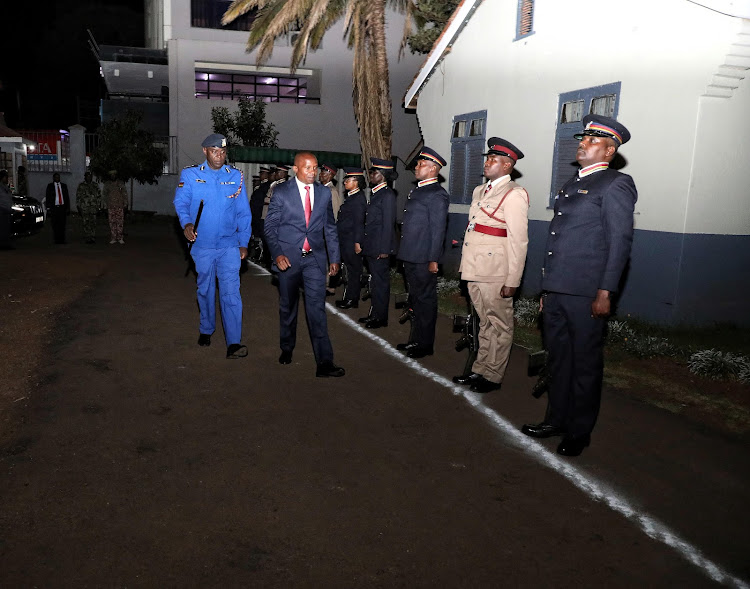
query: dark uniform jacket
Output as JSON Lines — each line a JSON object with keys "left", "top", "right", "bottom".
{"left": 337, "top": 189, "right": 367, "bottom": 251}
{"left": 397, "top": 179, "right": 449, "bottom": 263}
{"left": 250, "top": 180, "right": 271, "bottom": 230}
{"left": 542, "top": 168, "right": 637, "bottom": 297}
{"left": 362, "top": 184, "right": 396, "bottom": 256}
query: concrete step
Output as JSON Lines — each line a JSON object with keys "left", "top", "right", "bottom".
{"left": 725, "top": 54, "right": 750, "bottom": 68}
{"left": 703, "top": 84, "right": 734, "bottom": 98}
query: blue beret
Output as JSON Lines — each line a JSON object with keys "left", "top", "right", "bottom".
{"left": 418, "top": 146, "right": 446, "bottom": 168}
{"left": 484, "top": 137, "right": 524, "bottom": 161}
{"left": 574, "top": 114, "right": 631, "bottom": 146}
{"left": 201, "top": 133, "right": 227, "bottom": 148}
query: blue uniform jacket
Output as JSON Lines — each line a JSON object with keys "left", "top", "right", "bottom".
{"left": 397, "top": 180, "right": 450, "bottom": 263}
{"left": 362, "top": 185, "right": 397, "bottom": 256}
{"left": 173, "top": 162, "right": 251, "bottom": 249}
{"left": 337, "top": 189, "right": 367, "bottom": 251}
{"left": 264, "top": 178, "right": 340, "bottom": 274}
{"left": 542, "top": 168, "right": 637, "bottom": 297}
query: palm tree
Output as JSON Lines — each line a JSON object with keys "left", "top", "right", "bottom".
{"left": 222, "top": 0, "right": 413, "bottom": 164}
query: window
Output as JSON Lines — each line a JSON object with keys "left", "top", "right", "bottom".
{"left": 194, "top": 70, "right": 311, "bottom": 103}
{"left": 449, "top": 110, "right": 487, "bottom": 205}
{"left": 515, "top": 0, "right": 534, "bottom": 40}
{"left": 549, "top": 82, "right": 621, "bottom": 206}
{"left": 191, "top": 0, "right": 257, "bottom": 31}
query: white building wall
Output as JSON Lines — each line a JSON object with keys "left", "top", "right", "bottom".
{"left": 164, "top": 0, "right": 423, "bottom": 190}
{"left": 416, "top": 0, "right": 746, "bottom": 235}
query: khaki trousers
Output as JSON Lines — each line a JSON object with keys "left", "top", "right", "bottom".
{"left": 468, "top": 281, "right": 514, "bottom": 384}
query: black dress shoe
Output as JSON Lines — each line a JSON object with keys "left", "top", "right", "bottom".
{"left": 325, "top": 289, "right": 336, "bottom": 297}
{"left": 365, "top": 318, "right": 387, "bottom": 329}
{"left": 198, "top": 334, "right": 211, "bottom": 347}
{"left": 406, "top": 346, "right": 433, "bottom": 359}
{"left": 521, "top": 422, "right": 566, "bottom": 439}
{"left": 358, "top": 316, "right": 371, "bottom": 323}
{"left": 396, "top": 342, "right": 418, "bottom": 351}
{"left": 279, "top": 350, "right": 293, "bottom": 364}
{"left": 226, "top": 343, "right": 248, "bottom": 359}
{"left": 335, "top": 299, "right": 359, "bottom": 309}
{"left": 452, "top": 372, "right": 483, "bottom": 385}
{"left": 557, "top": 435, "right": 591, "bottom": 457}
{"left": 469, "top": 376, "right": 502, "bottom": 393}
{"left": 316, "top": 361, "right": 345, "bottom": 378}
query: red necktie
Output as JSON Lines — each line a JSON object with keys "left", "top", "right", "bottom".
{"left": 484, "top": 182, "right": 492, "bottom": 195}
{"left": 56, "top": 183, "right": 63, "bottom": 205}
{"left": 303, "top": 185, "right": 311, "bottom": 252}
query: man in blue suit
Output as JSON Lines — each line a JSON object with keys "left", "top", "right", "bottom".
{"left": 265, "top": 151, "right": 345, "bottom": 377}
{"left": 522, "top": 115, "right": 638, "bottom": 457}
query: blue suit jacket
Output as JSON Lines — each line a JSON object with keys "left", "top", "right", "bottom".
{"left": 265, "top": 178, "right": 340, "bottom": 274}
{"left": 542, "top": 168, "right": 637, "bottom": 297}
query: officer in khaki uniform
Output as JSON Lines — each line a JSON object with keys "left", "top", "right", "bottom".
{"left": 453, "top": 137, "right": 529, "bottom": 393}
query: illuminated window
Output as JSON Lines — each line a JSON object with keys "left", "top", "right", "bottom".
{"left": 194, "top": 71, "right": 311, "bottom": 103}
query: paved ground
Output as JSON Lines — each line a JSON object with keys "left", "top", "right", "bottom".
{"left": 0, "top": 218, "right": 748, "bottom": 588}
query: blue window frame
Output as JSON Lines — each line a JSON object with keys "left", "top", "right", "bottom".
{"left": 549, "top": 82, "right": 621, "bottom": 206}
{"left": 515, "top": 0, "right": 535, "bottom": 41}
{"left": 449, "top": 110, "right": 487, "bottom": 205}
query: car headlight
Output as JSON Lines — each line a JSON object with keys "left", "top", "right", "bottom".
{"left": 12, "top": 205, "right": 24, "bottom": 212}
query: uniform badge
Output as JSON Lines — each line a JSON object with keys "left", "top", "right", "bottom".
{"left": 577, "top": 189, "right": 588, "bottom": 194}
{"left": 178, "top": 182, "right": 184, "bottom": 188}
{"left": 195, "top": 179, "right": 206, "bottom": 183}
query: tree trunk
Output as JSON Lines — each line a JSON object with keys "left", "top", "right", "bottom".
{"left": 353, "top": 0, "right": 392, "bottom": 164}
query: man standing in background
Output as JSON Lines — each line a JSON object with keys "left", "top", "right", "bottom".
{"left": 45, "top": 172, "right": 70, "bottom": 244}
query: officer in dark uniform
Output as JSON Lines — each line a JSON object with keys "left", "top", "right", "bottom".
{"left": 173, "top": 133, "right": 252, "bottom": 359}
{"left": 396, "top": 147, "right": 450, "bottom": 358}
{"left": 522, "top": 115, "right": 638, "bottom": 456}
{"left": 335, "top": 168, "right": 368, "bottom": 309}
{"left": 361, "top": 157, "right": 398, "bottom": 329}
{"left": 250, "top": 166, "right": 272, "bottom": 265}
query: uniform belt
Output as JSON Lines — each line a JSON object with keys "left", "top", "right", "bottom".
{"left": 473, "top": 223, "right": 507, "bottom": 237}
{"left": 301, "top": 249, "right": 313, "bottom": 257}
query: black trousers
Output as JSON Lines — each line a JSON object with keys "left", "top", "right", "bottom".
{"left": 403, "top": 261, "right": 438, "bottom": 350}
{"left": 543, "top": 292, "right": 606, "bottom": 437}
{"left": 341, "top": 245, "right": 363, "bottom": 301}
{"left": 0, "top": 211, "right": 10, "bottom": 247}
{"left": 366, "top": 256, "right": 390, "bottom": 322}
{"left": 50, "top": 206, "right": 67, "bottom": 244}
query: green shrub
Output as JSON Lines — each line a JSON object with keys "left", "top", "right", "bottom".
{"left": 514, "top": 297, "right": 540, "bottom": 327}
{"left": 688, "top": 349, "right": 750, "bottom": 383}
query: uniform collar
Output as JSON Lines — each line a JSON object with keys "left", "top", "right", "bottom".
{"left": 417, "top": 177, "right": 439, "bottom": 187}
{"left": 371, "top": 182, "right": 387, "bottom": 193}
{"left": 578, "top": 162, "right": 609, "bottom": 178}
{"left": 347, "top": 188, "right": 361, "bottom": 196}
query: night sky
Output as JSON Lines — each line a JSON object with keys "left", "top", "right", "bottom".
{"left": 1, "top": 0, "right": 145, "bottom": 131}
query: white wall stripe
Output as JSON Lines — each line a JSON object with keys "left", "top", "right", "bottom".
{"left": 247, "top": 260, "right": 748, "bottom": 588}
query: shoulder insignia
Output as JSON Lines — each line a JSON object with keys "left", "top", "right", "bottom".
{"left": 178, "top": 182, "right": 184, "bottom": 188}
{"left": 195, "top": 179, "right": 206, "bottom": 183}
{"left": 200, "top": 165, "right": 206, "bottom": 171}
{"left": 182, "top": 164, "right": 199, "bottom": 170}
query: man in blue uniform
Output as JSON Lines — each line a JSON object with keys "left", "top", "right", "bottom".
{"left": 265, "top": 151, "right": 345, "bottom": 378}
{"left": 522, "top": 115, "right": 638, "bottom": 456}
{"left": 174, "top": 133, "right": 252, "bottom": 359}
{"left": 361, "top": 157, "right": 398, "bottom": 329}
{"left": 335, "top": 167, "right": 367, "bottom": 309}
{"left": 396, "top": 147, "right": 450, "bottom": 358}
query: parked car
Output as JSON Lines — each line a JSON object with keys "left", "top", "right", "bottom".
{"left": 12, "top": 194, "right": 45, "bottom": 237}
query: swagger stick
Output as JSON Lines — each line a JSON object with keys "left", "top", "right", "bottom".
{"left": 184, "top": 199, "right": 204, "bottom": 277}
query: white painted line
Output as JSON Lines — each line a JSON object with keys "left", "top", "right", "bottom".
{"left": 325, "top": 301, "right": 749, "bottom": 589}
{"left": 247, "top": 259, "right": 747, "bottom": 588}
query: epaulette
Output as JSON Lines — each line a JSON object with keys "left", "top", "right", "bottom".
{"left": 182, "top": 164, "right": 200, "bottom": 170}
